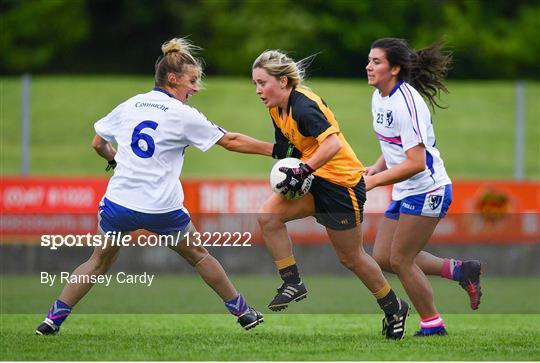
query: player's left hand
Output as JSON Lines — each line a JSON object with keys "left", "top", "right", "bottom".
{"left": 272, "top": 142, "right": 302, "bottom": 160}
{"left": 364, "top": 165, "right": 381, "bottom": 176}
{"left": 277, "top": 163, "right": 314, "bottom": 195}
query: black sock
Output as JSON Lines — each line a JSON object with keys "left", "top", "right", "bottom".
{"left": 279, "top": 264, "right": 301, "bottom": 284}
{"left": 377, "top": 289, "right": 399, "bottom": 315}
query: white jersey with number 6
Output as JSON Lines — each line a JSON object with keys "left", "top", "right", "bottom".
{"left": 371, "top": 80, "right": 451, "bottom": 201}
{"left": 94, "top": 88, "right": 225, "bottom": 213}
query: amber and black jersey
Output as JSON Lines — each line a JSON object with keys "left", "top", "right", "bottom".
{"left": 270, "top": 87, "right": 364, "bottom": 187}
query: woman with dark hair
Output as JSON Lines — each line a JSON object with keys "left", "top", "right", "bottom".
{"left": 364, "top": 38, "right": 482, "bottom": 337}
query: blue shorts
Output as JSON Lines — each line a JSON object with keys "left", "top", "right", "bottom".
{"left": 384, "top": 184, "right": 452, "bottom": 220}
{"left": 98, "top": 198, "right": 191, "bottom": 235}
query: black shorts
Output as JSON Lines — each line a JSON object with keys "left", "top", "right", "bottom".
{"left": 309, "top": 176, "right": 366, "bottom": 230}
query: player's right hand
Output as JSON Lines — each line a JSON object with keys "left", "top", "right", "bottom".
{"left": 105, "top": 159, "right": 117, "bottom": 172}
{"left": 276, "top": 163, "right": 314, "bottom": 195}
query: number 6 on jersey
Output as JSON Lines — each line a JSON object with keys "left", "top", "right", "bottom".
{"left": 131, "top": 120, "right": 158, "bottom": 158}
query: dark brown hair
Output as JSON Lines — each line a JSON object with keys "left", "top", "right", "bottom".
{"left": 371, "top": 38, "right": 452, "bottom": 109}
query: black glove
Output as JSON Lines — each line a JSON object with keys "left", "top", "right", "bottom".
{"left": 276, "top": 163, "right": 315, "bottom": 195}
{"left": 272, "top": 142, "right": 301, "bottom": 159}
{"left": 105, "top": 159, "right": 117, "bottom": 172}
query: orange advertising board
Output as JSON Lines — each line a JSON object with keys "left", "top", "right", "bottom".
{"left": 1, "top": 177, "right": 538, "bottom": 244}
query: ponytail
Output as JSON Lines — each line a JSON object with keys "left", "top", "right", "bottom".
{"left": 371, "top": 38, "right": 452, "bottom": 109}
{"left": 410, "top": 42, "right": 452, "bottom": 109}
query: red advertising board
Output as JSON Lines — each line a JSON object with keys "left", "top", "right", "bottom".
{"left": 1, "top": 177, "right": 538, "bottom": 244}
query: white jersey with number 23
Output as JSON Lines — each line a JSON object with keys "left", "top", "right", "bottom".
{"left": 371, "top": 80, "right": 451, "bottom": 201}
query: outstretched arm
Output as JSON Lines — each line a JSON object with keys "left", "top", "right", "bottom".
{"left": 216, "top": 132, "right": 273, "bottom": 156}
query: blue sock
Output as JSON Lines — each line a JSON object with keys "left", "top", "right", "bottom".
{"left": 224, "top": 293, "right": 248, "bottom": 317}
{"left": 46, "top": 299, "right": 72, "bottom": 327}
{"left": 452, "top": 261, "right": 463, "bottom": 282}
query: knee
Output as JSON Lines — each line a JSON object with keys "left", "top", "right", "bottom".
{"left": 257, "top": 212, "right": 282, "bottom": 231}
{"left": 337, "top": 251, "right": 365, "bottom": 272}
{"left": 389, "top": 252, "right": 409, "bottom": 274}
{"left": 372, "top": 251, "right": 391, "bottom": 272}
{"left": 176, "top": 245, "right": 209, "bottom": 266}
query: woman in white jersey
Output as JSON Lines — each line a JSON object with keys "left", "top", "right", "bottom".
{"left": 364, "top": 38, "right": 482, "bottom": 336}
{"left": 35, "top": 37, "right": 273, "bottom": 335}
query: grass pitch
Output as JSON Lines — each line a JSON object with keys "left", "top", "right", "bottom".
{"left": 2, "top": 275, "right": 539, "bottom": 314}
{"left": 1, "top": 314, "right": 539, "bottom": 361}
{"left": 1, "top": 275, "right": 539, "bottom": 360}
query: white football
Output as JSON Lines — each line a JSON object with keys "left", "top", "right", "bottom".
{"left": 270, "top": 157, "right": 314, "bottom": 200}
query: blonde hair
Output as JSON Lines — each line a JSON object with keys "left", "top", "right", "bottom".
{"left": 154, "top": 37, "right": 203, "bottom": 87}
{"left": 252, "top": 50, "right": 314, "bottom": 88}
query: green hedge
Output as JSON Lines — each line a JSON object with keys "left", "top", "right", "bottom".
{"left": 1, "top": 0, "right": 539, "bottom": 79}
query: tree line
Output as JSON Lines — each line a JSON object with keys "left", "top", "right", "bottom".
{"left": 1, "top": 0, "right": 538, "bottom": 79}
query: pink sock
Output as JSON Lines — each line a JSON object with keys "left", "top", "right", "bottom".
{"left": 420, "top": 314, "right": 445, "bottom": 329}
